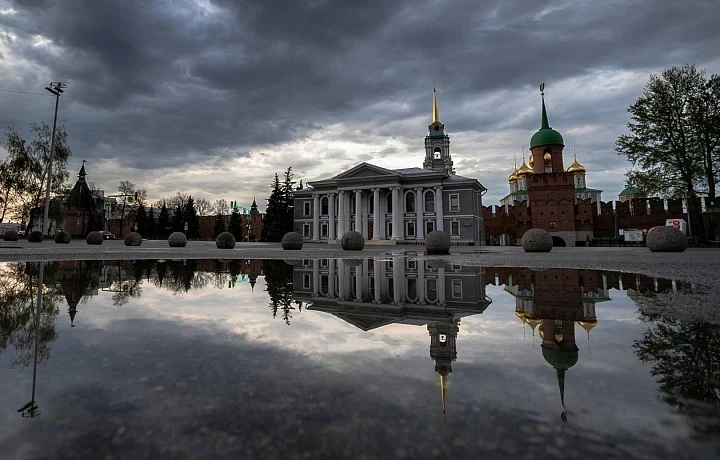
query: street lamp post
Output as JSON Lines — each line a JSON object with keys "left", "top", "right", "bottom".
{"left": 42, "top": 82, "right": 66, "bottom": 237}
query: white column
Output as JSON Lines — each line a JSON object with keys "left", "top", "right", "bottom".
{"left": 435, "top": 186, "right": 444, "bottom": 231}
{"left": 355, "top": 190, "right": 362, "bottom": 233}
{"left": 437, "top": 267, "right": 446, "bottom": 306}
{"left": 418, "top": 261, "right": 426, "bottom": 304}
{"left": 313, "top": 193, "right": 320, "bottom": 240}
{"left": 372, "top": 188, "right": 381, "bottom": 240}
{"left": 328, "top": 259, "right": 335, "bottom": 298}
{"left": 312, "top": 260, "right": 320, "bottom": 296}
{"left": 355, "top": 264, "right": 363, "bottom": 302}
{"left": 391, "top": 186, "right": 401, "bottom": 240}
{"left": 337, "top": 191, "right": 345, "bottom": 238}
{"left": 373, "top": 258, "right": 381, "bottom": 303}
{"left": 362, "top": 192, "right": 369, "bottom": 239}
{"left": 328, "top": 193, "right": 336, "bottom": 240}
{"left": 392, "top": 257, "right": 401, "bottom": 305}
{"left": 337, "top": 261, "right": 346, "bottom": 301}
{"left": 415, "top": 187, "right": 424, "bottom": 240}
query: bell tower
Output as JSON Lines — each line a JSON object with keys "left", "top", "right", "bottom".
{"left": 423, "top": 87, "right": 454, "bottom": 173}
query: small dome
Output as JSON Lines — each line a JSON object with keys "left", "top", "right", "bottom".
{"left": 508, "top": 167, "right": 519, "bottom": 181}
{"left": 517, "top": 161, "right": 533, "bottom": 176}
{"left": 542, "top": 347, "right": 579, "bottom": 371}
{"left": 578, "top": 319, "right": 597, "bottom": 334}
{"left": 567, "top": 156, "right": 586, "bottom": 173}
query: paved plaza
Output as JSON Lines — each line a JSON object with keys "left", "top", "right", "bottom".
{"left": 1, "top": 239, "right": 719, "bottom": 289}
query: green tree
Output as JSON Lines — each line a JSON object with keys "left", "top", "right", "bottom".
{"left": 616, "top": 65, "right": 720, "bottom": 241}
{"left": 184, "top": 196, "right": 199, "bottom": 238}
{"left": 2, "top": 124, "right": 71, "bottom": 232}
{"left": 212, "top": 211, "right": 226, "bottom": 239}
{"left": 228, "top": 206, "right": 243, "bottom": 241}
{"left": 282, "top": 167, "right": 297, "bottom": 234}
{"left": 146, "top": 206, "right": 157, "bottom": 237}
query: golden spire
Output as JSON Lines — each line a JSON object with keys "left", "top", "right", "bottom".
{"left": 432, "top": 86, "right": 440, "bottom": 123}
{"left": 440, "top": 374, "right": 447, "bottom": 419}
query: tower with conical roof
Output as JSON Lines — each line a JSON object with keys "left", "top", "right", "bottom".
{"left": 423, "top": 88, "right": 454, "bottom": 173}
{"left": 530, "top": 83, "right": 565, "bottom": 174}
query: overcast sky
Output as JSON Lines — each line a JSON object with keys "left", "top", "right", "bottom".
{"left": 1, "top": 0, "right": 719, "bottom": 210}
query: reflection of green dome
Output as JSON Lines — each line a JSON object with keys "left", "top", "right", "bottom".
{"left": 530, "top": 93, "right": 564, "bottom": 148}
{"left": 542, "top": 347, "right": 578, "bottom": 370}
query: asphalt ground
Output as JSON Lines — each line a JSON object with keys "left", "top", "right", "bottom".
{"left": 1, "top": 238, "right": 718, "bottom": 289}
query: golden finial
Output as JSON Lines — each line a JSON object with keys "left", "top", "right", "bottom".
{"left": 432, "top": 86, "right": 440, "bottom": 123}
{"left": 540, "top": 82, "right": 545, "bottom": 96}
{"left": 440, "top": 374, "right": 447, "bottom": 419}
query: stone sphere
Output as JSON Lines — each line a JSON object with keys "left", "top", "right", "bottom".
{"left": 216, "top": 231, "right": 236, "bottom": 249}
{"left": 283, "top": 259, "right": 302, "bottom": 266}
{"left": 86, "top": 231, "right": 104, "bottom": 245}
{"left": 168, "top": 232, "right": 187, "bottom": 247}
{"left": 28, "top": 231, "right": 43, "bottom": 243}
{"left": 341, "top": 231, "right": 364, "bottom": 250}
{"left": 3, "top": 230, "right": 18, "bottom": 241}
{"left": 425, "top": 230, "right": 451, "bottom": 255}
{"left": 647, "top": 226, "right": 686, "bottom": 252}
{"left": 522, "top": 228, "right": 553, "bottom": 252}
{"left": 281, "top": 232, "right": 304, "bottom": 250}
{"left": 54, "top": 230, "right": 71, "bottom": 244}
{"left": 124, "top": 232, "right": 143, "bottom": 246}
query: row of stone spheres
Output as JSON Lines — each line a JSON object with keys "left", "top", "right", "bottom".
{"left": 521, "top": 227, "right": 687, "bottom": 252}
{"left": 281, "top": 230, "right": 453, "bottom": 254}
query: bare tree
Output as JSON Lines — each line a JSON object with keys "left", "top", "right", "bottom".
{"left": 195, "top": 198, "right": 213, "bottom": 216}
{"left": 213, "top": 199, "right": 229, "bottom": 216}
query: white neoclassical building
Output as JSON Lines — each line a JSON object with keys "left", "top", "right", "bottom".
{"left": 293, "top": 90, "right": 487, "bottom": 245}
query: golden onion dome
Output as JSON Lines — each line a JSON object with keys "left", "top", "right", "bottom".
{"left": 517, "top": 161, "right": 533, "bottom": 176}
{"left": 578, "top": 319, "right": 597, "bottom": 334}
{"left": 543, "top": 152, "right": 552, "bottom": 164}
{"left": 567, "top": 155, "right": 586, "bottom": 173}
{"left": 508, "top": 167, "right": 519, "bottom": 181}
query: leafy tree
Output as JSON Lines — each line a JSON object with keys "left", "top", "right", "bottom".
{"left": 158, "top": 201, "right": 170, "bottom": 237}
{"left": 617, "top": 65, "right": 720, "bottom": 240}
{"left": 212, "top": 211, "right": 226, "bottom": 239}
{"left": 184, "top": 196, "right": 199, "bottom": 237}
{"left": 634, "top": 314, "right": 720, "bottom": 434}
{"left": 2, "top": 123, "right": 71, "bottom": 232}
{"left": 228, "top": 206, "right": 243, "bottom": 241}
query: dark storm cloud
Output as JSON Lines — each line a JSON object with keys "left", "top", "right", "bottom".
{"left": 1, "top": 0, "right": 719, "bottom": 196}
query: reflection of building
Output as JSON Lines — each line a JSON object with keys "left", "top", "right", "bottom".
{"left": 490, "top": 267, "right": 608, "bottom": 416}
{"left": 292, "top": 257, "right": 491, "bottom": 414}
{"left": 57, "top": 260, "right": 98, "bottom": 327}
{"left": 293, "top": 89, "right": 487, "bottom": 245}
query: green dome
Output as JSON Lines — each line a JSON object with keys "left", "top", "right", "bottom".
{"left": 542, "top": 347, "right": 578, "bottom": 370}
{"left": 530, "top": 91, "right": 564, "bottom": 148}
{"left": 530, "top": 128, "right": 564, "bottom": 148}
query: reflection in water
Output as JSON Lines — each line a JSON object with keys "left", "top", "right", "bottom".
{"left": 0, "top": 258, "right": 717, "bottom": 445}
{"left": 291, "top": 257, "right": 492, "bottom": 416}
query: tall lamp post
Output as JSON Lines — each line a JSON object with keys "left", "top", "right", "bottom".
{"left": 42, "top": 82, "right": 67, "bottom": 236}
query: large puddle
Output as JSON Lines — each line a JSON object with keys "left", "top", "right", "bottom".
{"left": 0, "top": 259, "right": 718, "bottom": 459}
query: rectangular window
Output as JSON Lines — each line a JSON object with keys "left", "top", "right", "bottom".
{"left": 451, "top": 221, "right": 460, "bottom": 236}
{"left": 303, "top": 274, "right": 311, "bottom": 290}
{"left": 449, "top": 194, "right": 459, "bottom": 212}
{"left": 452, "top": 279, "right": 462, "bottom": 298}
{"left": 406, "top": 221, "right": 415, "bottom": 237}
{"left": 320, "top": 258, "right": 328, "bottom": 268}
{"left": 425, "top": 221, "right": 434, "bottom": 235}
{"left": 406, "top": 260, "right": 417, "bottom": 270}
{"left": 303, "top": 202, "right": 311, "bottom": 216}
{"left": 303, "top": 223, "right": 310, "bottom": 237}
{"left": 321, "top": 275, "right": 328, "bottom": 293}
{"left": 321, "top": 223, "right": 328, "bottom": 237}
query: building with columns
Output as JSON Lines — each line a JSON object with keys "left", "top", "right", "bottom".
{"left": 293, "top": 89, "right": 487, "bottom": 245}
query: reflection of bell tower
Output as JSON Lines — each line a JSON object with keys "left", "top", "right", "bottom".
{"left": 423, "top": 87, "right": 454, "bottom": 173}
{"left": 429, "top": 318, "right": 459, "bottom": 415}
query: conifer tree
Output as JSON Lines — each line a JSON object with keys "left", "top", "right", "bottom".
{"left": 135, "top": 203, "right": 147, "bottom": 234}
{"left": 261, "top": 173, "right": 285, "bottom": 241}
{"left": 184, "top": 195, "right": 199, "bottom": 237}
{"left": 158, "top": 201, "right": 170, "bottom": 237}
{"left": 228, "top": 206, "right": 243, "bottom": 241}
{"left": 147, "top": 206, "right": 157, "bottom": 238}
{"left": 171, "top": 203, "right": 184, "bottom": 232}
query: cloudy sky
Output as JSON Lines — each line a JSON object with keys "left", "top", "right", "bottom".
{"left": 1, "top": 0, "right": 719, "bottom": 210}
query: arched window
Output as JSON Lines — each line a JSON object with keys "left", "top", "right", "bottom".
{"left": 321, "top": 197, "right": 328, "bottom": 215}
{"left": 424, "top": 191, "right": 435, "bottom": 212}
{"left": 434, "top": 147, "right": 442, "bottom": 159}
{"left": 405, "top": 191, "right": 415, "bottom": 213}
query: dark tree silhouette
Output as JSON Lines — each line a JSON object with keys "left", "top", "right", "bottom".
{"left": 262, "top": 260, "right": 296, "bottom": 324}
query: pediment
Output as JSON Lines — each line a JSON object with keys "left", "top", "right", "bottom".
{"left": 333, "top": 162, "right": 400, "bottom": 180}
{"left": 333, "top": 313, "right": 401, "bottom": 331}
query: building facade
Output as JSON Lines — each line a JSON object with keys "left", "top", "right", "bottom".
{"left": 293, "top": 90, "right": 487, "bottom": 245}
